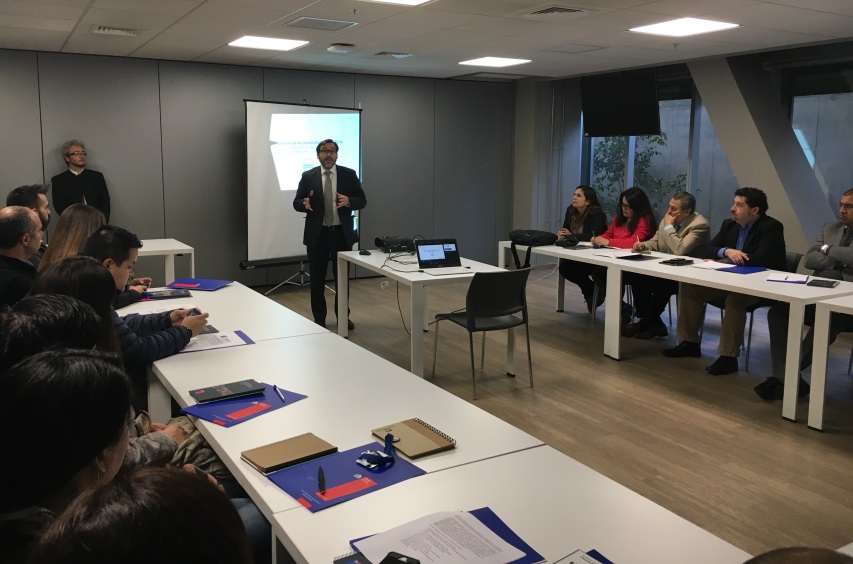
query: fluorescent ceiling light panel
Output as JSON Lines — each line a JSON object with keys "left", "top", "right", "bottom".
{"left": 629, "top": 17, "right": 739, "bottom": 37}
{"left": 358, "top": 0, "right": 431, "bottom": 5}
{"left": 229, "top": 36, "right": 308, "bottom": 51}
{"left": 459, "top": 57, "right": 531, "bottom": 68}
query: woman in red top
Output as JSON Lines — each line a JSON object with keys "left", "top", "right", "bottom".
{"left": 590, "top": 187, "right": 657, "bottom": 314}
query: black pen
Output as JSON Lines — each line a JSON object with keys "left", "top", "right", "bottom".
{"left": 318, "top": 466, "right": 326, "bottom": 495}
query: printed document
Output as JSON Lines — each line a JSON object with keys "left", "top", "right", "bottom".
{"left": 179, "top": 331, "right": 253, "bottom": 353}
{"left": 354, "top": 511, "right": 524, "bottom": 564}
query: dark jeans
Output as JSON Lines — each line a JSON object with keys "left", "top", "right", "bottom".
{"left": 558, "top": 258, "right": 596, "bottom": 299}
{"left": 307, "top": 227, "right": 349, "bottom": 325}
{"left": 624, "top": 272, "right": 678, "bottom": 329}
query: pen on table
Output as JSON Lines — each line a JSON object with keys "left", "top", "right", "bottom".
{"left": 273, "top": 385, "right": 286, "bottom": 404}
{"left": 318, "top": 466, "right": 326, "bottom": 495}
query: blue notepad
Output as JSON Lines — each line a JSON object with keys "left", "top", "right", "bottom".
{"left": 181, "top": 384, "right": 306, "bottom": 427}
{"left": 719, "top": 265, "right": 767, "bottom": 275}
{"left": 267, "top": 444, "right": 425, "bottom": 513}
{"left": 168, "top": 278, "right": 232, "bottom": 291}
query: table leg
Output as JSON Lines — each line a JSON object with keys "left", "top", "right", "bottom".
{"left": 556, "top": 274, "right": 565, "bottom": 312}
{"left": 411, "top": 283, "right": 426, "bottom": 377}
{"left": 808, "top": 303, "right": 832, "bottom": 430}
{"left": 506, "top": 327, "right": 516, "bottom": 375}
{"left": 782, "top": 303, "right": 806, "bottom": 421}
{"left": 148, "top": 367, "right": 172, "bottom": 423}
{"left": 423, "top": 286, "right": 429, "bottom": 332}
{"left": 164, "top": 254, "right": 176, "bottom": 284}
{"left": 603, "top": 266, "right": 622, "bottom": 360}
{"left": 337, "top": 255, "right": 349, "bottom": 338}
{"left": 190, "top": 251, "right": 196, "bottom": 278}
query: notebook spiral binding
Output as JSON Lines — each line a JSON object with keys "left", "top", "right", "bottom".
{"left": 413, "top": 418, "right": 456, "bottom": 445}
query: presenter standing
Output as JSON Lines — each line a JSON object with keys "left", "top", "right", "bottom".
{"left": 293, "top": 139, "right": 366, "bottom": 329}
{"left": 51, "top": 140, "right": 111, "bottom": 222}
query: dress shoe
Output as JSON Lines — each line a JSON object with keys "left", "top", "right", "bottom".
{"left": 634, "top": 324, "right": 668, "bottom": 339}
{"left": 621, "top": 301, "right": 633, "bottom": 322}
{"left": 705, "top": 355, "right": 739, "bottom": 375}
{"left": 754, "top": 376, "right": 810, "bottom": 400}
{"left": 621, "top": 323, "right": 643, "bottom": 337}
{"left": 348, "top": 319, "right": 355, "bottom": 330}
{"left": 663, "top": 341, "right": 701, "bottom": 358}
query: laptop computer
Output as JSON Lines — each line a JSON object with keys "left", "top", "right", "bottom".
{"left": 415, "top": 239, "right": 472, "bottom": 276}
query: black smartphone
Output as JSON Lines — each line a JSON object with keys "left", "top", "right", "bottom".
{"left": 187, "top": 308, "right": 202, "bottom": 316}
{"left": 807, "top": 279, "right": 840, "bottom": 288}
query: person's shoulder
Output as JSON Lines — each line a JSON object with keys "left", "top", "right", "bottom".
{"left": 757, "top": 214, "right": 783, "bottom": 229}
{"left": 301, "top": 166, "right": 320, "bottom": 178}
{"left": 50, "top": 170, "right": 70, "bottom": 182}
{"left": 336, "top": 165, "right": 357, "bottom": 176}
{"left": 589, "top": 206, "right": 606, "bottom": 217}
{"left": 83, "top": 168, "right": 105, "bottom": 178}
{"left": 691, "top": 212, "right": 711, "bottom": 226}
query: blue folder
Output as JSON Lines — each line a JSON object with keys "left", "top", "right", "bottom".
{"left": 181, "top": 384, "right": 306, "bottom": 427}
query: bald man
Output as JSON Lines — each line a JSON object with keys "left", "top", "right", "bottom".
{"left": 0, "top": 206, "right": 43, "bottom": 306}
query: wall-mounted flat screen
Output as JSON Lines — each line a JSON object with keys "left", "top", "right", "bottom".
{"left": 581, "top": 71, "right": 661, "bottom": 137}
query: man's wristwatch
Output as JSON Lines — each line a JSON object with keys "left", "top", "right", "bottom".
{"left": 822, "top": 244, "right": 831, "bottom": 255}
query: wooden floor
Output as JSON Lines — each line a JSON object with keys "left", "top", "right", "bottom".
{"left": 264, "top": 266, "right": 853, "bottom": 558}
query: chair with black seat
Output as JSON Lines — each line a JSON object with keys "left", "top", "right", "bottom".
{"left": 703, "top": 251, "right": 803, "bottom": 371}
{"left": 431, "top": 268, "right": 533, "bottom": 399}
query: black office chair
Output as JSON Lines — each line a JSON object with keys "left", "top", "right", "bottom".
{"left": 431, "top": 268, "right": 534, "bottom": 399}
{"left": 703, "top": 251, "right": 803, "bottom": 372}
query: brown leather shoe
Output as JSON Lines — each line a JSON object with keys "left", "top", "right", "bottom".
{"left": 634, "top": 324, "right": 668, "bottom": 339}
{"left": 621, "top": 323, "right": 643, "bottom": 337}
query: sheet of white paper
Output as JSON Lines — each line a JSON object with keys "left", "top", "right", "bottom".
{"left": 687, "top": 260, "right": 732, "bottom": 270}
{"left": 129, "top": 303, "right": 195, "bottom": 314}
{"left": 179, "top": 331, "right": 251, "bottom": 353}
{"left": 354, "top": 511, "right": 525, "bottom": 564}
{"left": 767, "top": 273, "right": 808, "bottom": 283}
{"left": 592, "top": 249, "right": 634, "bottom": 258}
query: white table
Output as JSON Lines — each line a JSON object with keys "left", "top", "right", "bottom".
{"left": 139, "top": 238, "right": 195, "bottom": 284}
{"left": 150, "top": 334, "right": 543, "bottom": 521}
{"left": 272, "top": 445, "right": 751, "bottom": 564}
{"left": 807, "top": 295, "right": 853, "bottom": 430}
{"left": 337, "top": 250, "right": 508, "bottom": 377}
{"left": 501, "top": 242, "right": 853, "bottom": 422}
{"left": 119, "top": 281, "right": 327, "bottom": 420}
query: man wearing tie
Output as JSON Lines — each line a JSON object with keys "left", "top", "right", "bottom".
{"left": 293, "top": 139, "right": 367, "bottom": 329}
{"left": 759, "top": 188, "right": 853, "bottom": 400}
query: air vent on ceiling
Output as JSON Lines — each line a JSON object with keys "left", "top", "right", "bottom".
{"left": 91, "top": 25, "right": 143, "bottom": 37}
{"left": 284, "top": 17, "right": 357, "bottom": 32}
{"left": 529, "top": 6, "right": 584, "bottom": 16}
{"left": 374, "top": 51, "right": 413, "bottom": 59}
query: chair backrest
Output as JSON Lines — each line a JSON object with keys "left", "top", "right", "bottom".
{"left": 464, "top": 268, "right": 532, "bottom": 328}
{"left": 785, "top": 251, "right": 803, "bottom": 274}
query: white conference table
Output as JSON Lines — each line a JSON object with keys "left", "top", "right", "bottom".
{"left": 119, "top": 281, "right": 327, "bottom": 421}
{"left": 139, "top": 238, "right": 195, "bottom": 284}
{"left": 337, "top": 250, "right": 508, "bottom": 377}
{"left": 500, "top": 241, "right": 853, "bottom": 422}
{"left": 807, "top": 295, "right": 853, "bottom": 430}
{"left": 150, "top": 334, "right": 543, "bottom": 521}
{"left": 272, "top": 445, "right": 751, "bottom": 564}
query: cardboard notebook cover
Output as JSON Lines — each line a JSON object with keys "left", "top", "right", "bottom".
{"left": 371, "top": 418, "right": 456, "bottom": 459}
{"left": 241, "top": 433, "right": 337, "bottom": 474}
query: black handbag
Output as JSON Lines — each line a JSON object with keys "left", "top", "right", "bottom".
{"left": 509, "top": 229, "right": 558, "bottom": 269}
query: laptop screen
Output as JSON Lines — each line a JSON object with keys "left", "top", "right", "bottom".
{"left": 416, "top": 239, "right": 462, "bottom": 269}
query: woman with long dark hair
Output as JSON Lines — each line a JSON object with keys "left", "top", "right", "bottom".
{"left": 557, "top": 185, "right": 609, "bottom": 312}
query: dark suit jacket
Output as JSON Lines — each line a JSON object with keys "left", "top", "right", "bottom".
{"left": 292, "top": 165, "right": 367, "bottom": 248}
{"left": 0, "top": 255, "right": 36, "bottom": 307}
{"left": 696, "top": 214, "right": 786, "bottom": 270}
{"left": 561, "top": 206, "right": 607, "bottom": 242}
{"left": 51, "top": 169, "right": 110, "bottom": 222}
{"left": 804, "top": 221, "right": 853, "bottom": 281}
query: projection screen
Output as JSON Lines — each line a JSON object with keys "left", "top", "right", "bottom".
{"left": 245, "top": 100, "right": 362, "bottom": 264}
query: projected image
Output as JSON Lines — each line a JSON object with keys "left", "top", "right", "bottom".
{"left": 269, "top": 113, "right": 361, "bottom": 190}
{"left": 246, "top": 102, "right": 361, "bottom": 262}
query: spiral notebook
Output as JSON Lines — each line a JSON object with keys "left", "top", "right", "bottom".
{"left": 371, "top": 418, "right": 455, "bottom": 459}
{"left": 240, "top": 432, "right": 337, "bottom": 474}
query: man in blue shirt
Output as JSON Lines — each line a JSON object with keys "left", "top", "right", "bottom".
{"left": 663, "top": 187, "right": 786, "bottom": 375}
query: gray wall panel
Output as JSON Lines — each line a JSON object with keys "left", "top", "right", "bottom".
{"left": 0, "top": 51, "right": 43, "bottom": 191}
{"left": 38, "top": 53, "right": 164, "bottom": 238}
{"left": 263, "top": 68, "right": 355, "bottom": 108}
{"left": 159, "top": 61, "right": 265, "bottom": 284}
{"left": 355, "top": 74, "right": 435, "bottom": 249}
{"left": 435, "top": 81, "right": 514, "bottom": 263}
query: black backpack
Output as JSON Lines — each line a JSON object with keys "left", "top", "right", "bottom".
{"left": 509, "top": 229, "right": 558, "bottom": 269}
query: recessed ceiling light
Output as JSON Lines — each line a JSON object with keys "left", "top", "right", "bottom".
{"left": 229, "top": 36, "right": 309, "bottom": 51}
{"left": 629, "top": 17, "right": 739, "bottom": 37}
{"left": 459, "top": 57, "right": 531, "bottom": 68}
{"left": 358, "top": 0, "right": 431, "bottom": 5}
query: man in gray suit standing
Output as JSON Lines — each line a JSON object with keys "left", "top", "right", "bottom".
{"left": 759, "top": 188, "right": 853, "bottom": 400}
{"left": 293, "top": 139, "right": 367, "bottom": 329}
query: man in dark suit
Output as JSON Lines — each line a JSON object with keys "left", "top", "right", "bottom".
{"left": 293, "top": 139, "right": 367, "bottom": 328}
{"left": 0, "top": 207, "right": 43, "bottom": 307}
{"left": 51, "top": 140, "right": 110, "bottom": 222}
{"left": 759, "top": 188, "right": 853, "bottom": 400}
{"left": 664, "top": 187, "right": 786, "bottom": 375}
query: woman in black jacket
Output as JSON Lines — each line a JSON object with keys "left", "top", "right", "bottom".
{"left": 557, "top": 185, "right": 608, "bottom": 312}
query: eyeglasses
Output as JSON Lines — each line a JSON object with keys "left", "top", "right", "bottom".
{"left": 318, "top": 148, "right": 337, "bottom": 155}
{"left": 620, "top": 203, "right": 632, "bottom": 210}
{"left": 67, "top": 151, "right": 87, "bottom": 157}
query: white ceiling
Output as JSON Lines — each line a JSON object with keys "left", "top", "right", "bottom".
{"left": 1, "top": 0, "right": 853, "bottom": 79}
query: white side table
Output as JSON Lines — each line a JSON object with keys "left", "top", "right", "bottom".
{"left": 139, "top": 238, "right": 195, "bottom": 284}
